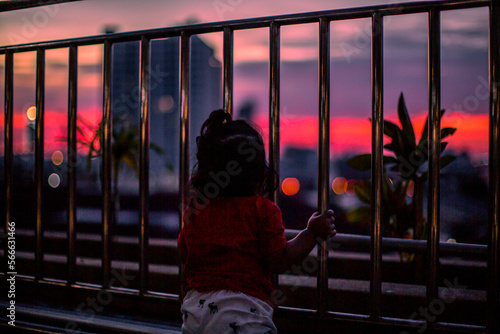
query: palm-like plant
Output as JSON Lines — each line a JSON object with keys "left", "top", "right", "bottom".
{"left": 70, "top": 115, "right": 163, "bottom": 225}
{"left": 346, "top": 93, "right": 457, "bottom": 242}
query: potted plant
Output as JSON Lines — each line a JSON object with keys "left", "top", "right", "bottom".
{"left": 66, "top": 114, "right": 163, "bottom": 227}
{"left": 346, "top": 93, "right": 457, "bottom": 260}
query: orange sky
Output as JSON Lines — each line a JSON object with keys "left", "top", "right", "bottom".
{"left": 4, "top": 108, "right": 487, "bottom": 160}
{"left": 254, "top": 112, "right": 490, "bottom": 159}
{"left": 0, "top": 2, "right": 491, "bottom": 162}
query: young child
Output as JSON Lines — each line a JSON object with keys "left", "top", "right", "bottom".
{"left": 178, "top": 109, "right": 335, "bottom": 333}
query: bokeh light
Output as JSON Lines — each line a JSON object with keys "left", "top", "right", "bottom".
{"left": 51, "top": 150, "right": 64, "bottom": 165}
{"left": 282, "top": 177, "right": 300, "bottom": 196}
{"left": 158, "top": 95, "right": 174, "bottom": 112}
{"left": 345, "top": 179, "right": 357, "bottom": 196}
{"left": 406, "top": 180, "right": 414, "bottom": 197}
{"left": 27, "top": 106, "right": 37, "bottom": 121}
{"left": 332, "top": 177, "right": 347, "bottom": 195}
{"left": 48, "top": 173, "right": 60, "bottom": 188}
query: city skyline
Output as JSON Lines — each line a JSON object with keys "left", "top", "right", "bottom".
{"left": 0, "top": 0, "right": 491, "bottom": 161}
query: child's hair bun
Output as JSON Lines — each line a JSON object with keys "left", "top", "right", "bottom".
{"left": 200, "top": 109, "right": 232, "bottom": 137}
{"left": 192, "top": 109, "right": 275, "bottom": 197}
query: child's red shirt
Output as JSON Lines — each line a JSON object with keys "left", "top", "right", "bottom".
{"left": 177, "top": 195, "right": 287, "bottom": 305}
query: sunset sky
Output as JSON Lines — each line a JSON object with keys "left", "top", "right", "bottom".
{"left": 0, "top": 0, "right": 491, "bottom": 160}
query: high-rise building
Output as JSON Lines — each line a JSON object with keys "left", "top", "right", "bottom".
{"left": 110, "top": 35, "right": 222, "bottom": 192}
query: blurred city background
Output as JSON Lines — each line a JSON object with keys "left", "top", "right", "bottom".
{"left": 0, "top": 1, "right": 494, "bottom": 329}
{"left": 0, "top": 0, "right": 489, "bottom": 245}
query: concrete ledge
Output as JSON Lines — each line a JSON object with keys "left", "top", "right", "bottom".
{"left": 0, "top": 301, "right": 182, "bottom": 334}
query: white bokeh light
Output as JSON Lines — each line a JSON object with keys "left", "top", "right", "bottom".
{"left": 48, "top": 173, "right": 60, "bottom": 188}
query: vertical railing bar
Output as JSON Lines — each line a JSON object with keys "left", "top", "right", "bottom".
{"left": 179, "top": 31, "right": 190, "bottom": 301}
{"left": 370, "top": 12, "right": 383, "bottom": 321}
{"left": 101, "top": 40, "right": 112, "bottom": 289}
{"left": 35, "top": 48, "right": 45, "bottom": 283}
{"left": 138, "top": 36, "right": 151, "bottom": 296}
{"left": 269, "top": 21, "right": 280, "bottom": 205}
{"left": 4, "top": 53, "right": 14, "bottom": 278}
{"left": 427, "top": 8, "right": 441, "bottom": 306}
{"left": 67, "top": 45, "right": 78, "bottom": 286}
{"left": 269, "top": 21, "right": 281, "bottom": 296}
{"left": 487, "top": 0, "right": 500, "bottom": 333}
{"left": 223, "top": 27, "right": 234, "bottom": 115}
{"left": 317, "top": 17, "right": 330, "bottom": 318}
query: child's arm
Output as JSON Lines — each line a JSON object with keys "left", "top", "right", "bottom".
{"left": 264, "top": 210, "right": 335, "bottom": 274}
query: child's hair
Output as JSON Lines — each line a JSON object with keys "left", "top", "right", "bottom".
{"left": 191, "top": 109, "right": 274, "bottom": 197}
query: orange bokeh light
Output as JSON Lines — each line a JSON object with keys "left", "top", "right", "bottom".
{"left": 26, "top": 106, "right": 36, "bottom": 121}
{"left": 345, "top": 179, "right": 357, "bottom": 196}
{"left": 282, "top": 177, "right": 300, "bottom": 196}
{"left": 332, "top": 177, "right": 347, "bottom": 195}
{"left": 51, "top": 150, "right": 64, "bottom": 165}
{"left": 406, "top": 180, "right": 414, "bottom": 197}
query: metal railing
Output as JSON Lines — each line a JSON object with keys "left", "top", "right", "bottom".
{"left": 1, "top": 0, "right": 499, "bottom": 333}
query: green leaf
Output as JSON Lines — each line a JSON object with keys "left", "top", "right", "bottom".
{"left": 383, "top": 120, "right": 402, "bottom": 140}
{"left": 150, "top": 142, "right": 164, "bottom": 154}
{"left": 418, "top": 109, "right": 445, "bottom": 148}
{"left": 441, "top": 142, "right": 448, "bottom": 153}
{"left": 383, "top": 155, "right": 399, "bottom": 165}
{"left": 392, "top": 129, "right": 408, "bottom": 159}
{"left": 382, "top": 175, "right": 395, "bottom": 215}
{"left": 397, "top": 93, "right": 416, "bottom": 147}
{"left": 123, "top": 152, "right": 139, "bottom": 174}
{"left": 424, "top": 142, "right": 448, "bottom": 159}
{"left": 354, "top": 180, "right": 371, "bottom": 204}
{"left": 347, "top": 206, "right": 371, "bottom": 223}
{"left": 86, "top": 151, "right": 93, "bottom": 171}
{"left": 420, "top": 155, "right": 456, "bottom": 178}
{"left": 77, "top": 114, "right": 98, "bottom": 130}
{"left": 76, "top": 139, "right": 91, "bottom": 147}
{"left": 347, "top": 154, "right": 398, "bottom": 172}
{"left": 347, "top": 154, "right": 371, "bottom": 171}
{"left": 420, "top": 116, "right": 429, "bottom": 148}
{"left": 76, "top": 125, "right": 86, "bottom": 137}
{"left": 440, "top": 155, "right": 456, "bottom": 170}
{"left": 416, "top": 139, "right": 429, "bottom": 161}
{"left": 86, "top": 131, "right": 101, "bottom": 170}
{"left": 440, "top": 127, "right": 457, "bottom": 140}
{"left": 384, "top": 133, "right": 402, "bottom": 157}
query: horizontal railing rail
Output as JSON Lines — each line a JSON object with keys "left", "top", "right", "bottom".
{"left": 0, "top": 0, "right": 490, "bottom": 54}
{"left": 1, "top": 0, "right": 498, "bottom": 333}
{"left": 0, "top": 0, "right": 81, "bottom": 13}
{"left": 285, "top": 231, "right": 488, "bottom": 256}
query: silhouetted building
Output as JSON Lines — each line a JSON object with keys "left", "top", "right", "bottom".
{"left": 110, "top": 35, "right": 222, "bottom": 192}
{"left": 281, "top": 147, "right": 317, "bottom": 190}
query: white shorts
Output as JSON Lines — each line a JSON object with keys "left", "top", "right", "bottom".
{"left": 180, "top": 289, "right": 277, "bottom": 334}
